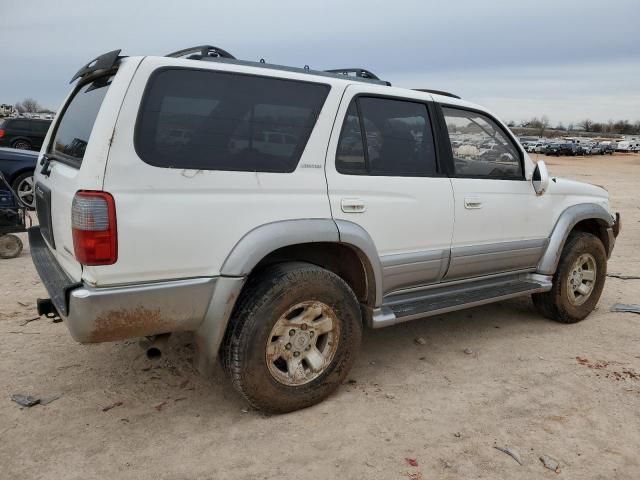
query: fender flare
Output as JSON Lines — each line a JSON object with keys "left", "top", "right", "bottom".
{"left": 537, "top": 203, "right": 613, "bottom": 275}
{"left": 220, "top": 218, "right": 383, "bottom": 307}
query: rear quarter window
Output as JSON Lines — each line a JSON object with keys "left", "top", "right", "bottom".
{"left": 51, "top": 77, "right": 112, "bottom": 165}
{"left": 135, "top": 68, "right": 330, "bottom": 173}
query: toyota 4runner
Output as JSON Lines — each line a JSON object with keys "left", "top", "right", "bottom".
{"left": 30, "top": 46, "right": 621, "bottom": 413}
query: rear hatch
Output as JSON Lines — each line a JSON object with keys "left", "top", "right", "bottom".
{"left": 34, "top": 53, "right": 142, "bottom": 282}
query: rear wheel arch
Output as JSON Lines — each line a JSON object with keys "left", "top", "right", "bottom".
{"left": 252, "top": 242, "right": 377, "bottom": 310}
{"left": 220, "top": 219, "right": 383, "bottom": 309}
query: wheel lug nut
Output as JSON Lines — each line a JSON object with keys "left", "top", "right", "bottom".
{"left": 289, "top": 329, "right": 295, "bottom": 336}
{"left": 293, "top": 351, "right": 300, "bottom": 357}
{"left": 305, "top": 345, "right": 311, "bottom": 351}
{"left": 309, "top": 331, "right": 314, "bottom": 337}
{"left": 285, "top": 343, "right": 292, "bottom": 350}
{"left": 301, "top": 324, "right": 308, "bottom": 331}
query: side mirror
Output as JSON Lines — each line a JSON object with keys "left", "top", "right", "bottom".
{"left": 533, "top": 160, "right": 549, "bottom": 195}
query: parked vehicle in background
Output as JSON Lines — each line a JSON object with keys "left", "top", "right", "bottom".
{"left": 526, "top": 142, "right": 543, "bottom": 153}
{"left": 0, "top": 147, "right": 38, "bottom": 208}
{"left": 558, "top": 143, "right": 580, "bottom": 156}
{"left": 0, "top": 118, "right": 52, "bottom": 151}
{"left": 29, "top": 46, "right": 620, "bottom": 413}
{"left": 535, "top": 143, "right": 547, "bottom": 153}
{"left": 544, "top": 143, "right": 561, "bottom": 155}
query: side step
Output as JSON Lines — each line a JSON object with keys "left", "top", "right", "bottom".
{"left": 371, "top": 276, "right": 552, "bottom": 328}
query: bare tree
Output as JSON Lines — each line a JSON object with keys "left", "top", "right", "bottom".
{"left": 538, "top": 115, "right": 549, "bottom": 137}
{"left": 15, "top": 98, "right": 43, "bottom": 114}
{"left": 578, "top": 119, "right": 594, "bottom": 132}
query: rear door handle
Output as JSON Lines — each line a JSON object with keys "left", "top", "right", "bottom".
{"left": 464, "top": 197, "right": 483, "bottom": 209}
{"left": 341, "top": 198, "right": 366, "bottom": 213}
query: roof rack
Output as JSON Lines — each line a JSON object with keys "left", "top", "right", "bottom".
{"left": 413, "top": 88, "right": 461, "bottom": 99}
{"left": 325, "top": 68, "right": 391, "bottom": 86}
{"left": 70, "top": 49, "right": 123, "bottom": 83}
{"left": 166, "top": 45, "right": 236, "bottom": 60}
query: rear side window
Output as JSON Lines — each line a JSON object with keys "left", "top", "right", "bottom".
{"left": 9, "top": 120, "right": 29, "bottom": 130}
{"left": 34, "top": 121, "right": 51, "bottom": 134}
{"left": 135, "top": 69, "right": 330, "bottom": 173}
{"left": 336, "top": 97, "right": 437, "bottom": 176}
{"left": 52, "top": 77, "right": 112, "bottom": 165}
{"left": 442, "top": 107, "right": 522, "bottom": 179}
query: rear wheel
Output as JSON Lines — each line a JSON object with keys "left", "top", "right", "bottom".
{"left": 11, "top": 172, "right": 35, "bottom": 209}
{"left": 221, "top": 262, "right": 362, "bottom": 413}
{"left": 533, "top": 232, "right": 606, "bottom": 323}
{"left": 0, "top": 234, "right": 23, "bottom": 259}
{"left": 11, "top": 140, "right": 32, "bottom": 150}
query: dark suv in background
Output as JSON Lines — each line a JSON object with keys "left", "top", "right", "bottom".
{"left": 0, "top": 118, "right": 52, "bottom": 150}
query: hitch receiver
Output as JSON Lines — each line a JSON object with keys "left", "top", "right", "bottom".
{"left": 37, "top": 298, "right": 61, "bottom": 322}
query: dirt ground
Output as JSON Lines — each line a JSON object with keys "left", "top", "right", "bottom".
{"left": 1, "top": 153, "right": 639, "bottom": 479}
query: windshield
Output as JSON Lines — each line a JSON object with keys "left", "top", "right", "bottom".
{"left": 51, "top": 76, "right": 112, "bottom": 165}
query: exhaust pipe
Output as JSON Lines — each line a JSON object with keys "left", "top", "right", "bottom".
{"left": 145, "top": 333, "right": 171, "bottom": 360}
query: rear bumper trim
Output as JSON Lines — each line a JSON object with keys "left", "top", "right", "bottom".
{"left": 67, "top": 277, "right": 217, "bottom": 342}
{"left": 29, "top": 226, "right": 80, "bottom": 316}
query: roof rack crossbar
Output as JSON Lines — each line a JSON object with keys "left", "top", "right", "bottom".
{"left": 413, "top": 88, "right": 461, "bottom": 99}
{"left": 70, "top": 49, "right": 123, "bottom": 83}
{"left": 166, "top": 45, "right": 236, "bottom": 60}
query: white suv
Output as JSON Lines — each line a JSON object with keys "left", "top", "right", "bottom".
{"left": 30, "top": 46, "right": 620, "bottom": 413}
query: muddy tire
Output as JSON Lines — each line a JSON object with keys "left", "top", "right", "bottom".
{"left": 533, "top": 232, "right": 606, "bottom": 323}
{"left": 220, "top": 262, "right": 362, "bottom": 413}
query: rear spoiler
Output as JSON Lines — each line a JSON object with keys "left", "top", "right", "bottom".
{"left": 70, "top": 49, "right": 124, "bottom": 84}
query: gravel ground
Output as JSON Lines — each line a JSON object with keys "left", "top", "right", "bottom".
{"left": 1, "top": 153, "right": 639, "bottom": 479}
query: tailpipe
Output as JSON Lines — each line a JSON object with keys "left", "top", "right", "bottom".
{"left": 145, "top": 333, "right": 171, "bottom": 360}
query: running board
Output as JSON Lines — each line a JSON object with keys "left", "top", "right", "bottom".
{"left": 371, "top": 276, "right": 552, "bottom": 328}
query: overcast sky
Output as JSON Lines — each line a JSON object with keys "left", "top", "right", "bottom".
{"left": 1, "top": 0, "right": 638, "bottom": 124}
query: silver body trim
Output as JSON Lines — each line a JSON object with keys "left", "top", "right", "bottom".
{"left": 537, "top": 203, "right": 614, "bottom": 274}
{"left": 446, "top": 238, "right": 548, "bottom": 280}
{"left": 220, "top": 219, "right": 340, "bottom": 276}
{"left": 66, "top": 277, "right": 218, "bottom": 343}
{"left": 371, "top": 273, "right": 553, "bottom": 328}
{"left": 380, "top": 249, "right": 449, "bottom": 294}
{"left": 334, "top": 220, "right": 384, "bottom": 307}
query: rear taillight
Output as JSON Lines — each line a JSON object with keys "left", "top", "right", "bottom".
{"left": 0, "top": 129, "right": 5, "bottom": 138}
{"left": 71, "top": 191, "right": 117, "bottom": 265}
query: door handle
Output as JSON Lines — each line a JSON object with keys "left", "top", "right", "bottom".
{"left": 464, "top": 197, "right": 483, "bottom": 209}
{"left": 341, "top": 198, "right": 366, "bottom": 213}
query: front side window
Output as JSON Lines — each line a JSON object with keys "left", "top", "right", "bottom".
{"left": 336, "top": 97, "right": 437, "bottom": 176}
{"left": 52, "top": 77, "right": 112, "bottom": 164}
{"left": 136, "top": 69, "right": 330, "bottom": 173}
{"left": 442, "top": 107, "right": 522, "bottom": 179}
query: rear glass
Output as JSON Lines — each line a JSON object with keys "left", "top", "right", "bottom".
{"left": 52, "top": 77, "right": 111, "bottom": 164}
{"left": 135, "top": 69, "right": 330, "bottom": 172}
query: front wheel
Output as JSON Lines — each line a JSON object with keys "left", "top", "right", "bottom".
{"left": 533, "top": 232, "right": 607, "bottom": 323}
{"left": 220, "top": 262, "right": 362, "bottom": 413}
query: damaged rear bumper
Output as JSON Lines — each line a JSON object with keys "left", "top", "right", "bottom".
{"left": 29, "top": 226, "right": 244, "bottom": 346}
